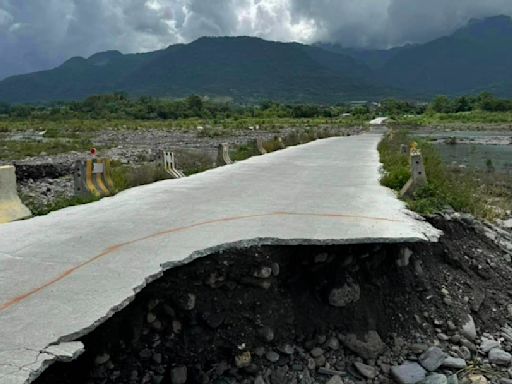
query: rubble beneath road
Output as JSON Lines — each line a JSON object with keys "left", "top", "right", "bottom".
{"left": 34, "top": 215, "right": 512, "bottom": 384}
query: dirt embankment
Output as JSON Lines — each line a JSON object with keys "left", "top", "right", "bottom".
{"left": 35, "top": 215, "right": 512, "bottom": 384}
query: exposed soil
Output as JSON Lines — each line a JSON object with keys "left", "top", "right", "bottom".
{"left": 34, "top": 215, "right": 512, "bottom": 384}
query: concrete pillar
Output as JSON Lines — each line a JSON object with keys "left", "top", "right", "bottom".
{"left": 74, "top": 159, "right": 115, "bottom": 198}
{"left": 253, "top": 138, "right": 267, "bottom": 155}
{"left": 400, "top": 152, "right": 428, "bottom": 198}
{"left": 274, "top": 136, "right": 286, "bottom": 149}
{"left": 160, "top": 151, "right": 185, "bottom": 178}
{"left": 217, "top": 143, "right": 233, "bottom": 166}
{"left": 0, "top": 165, "right": 31, "bottom": 223}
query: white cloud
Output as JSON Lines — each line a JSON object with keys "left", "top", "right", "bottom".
{"left": 0, "top": 0, "right": 512, "bottom": 79}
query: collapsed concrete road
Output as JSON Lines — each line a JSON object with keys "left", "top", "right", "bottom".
{"left": 0, "top": 134, "right": 440, "bottom": 384}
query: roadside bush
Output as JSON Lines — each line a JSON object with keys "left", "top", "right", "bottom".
{"left": 111, "top": 163, "right": 169, "bottom": 192}
{"left": 378, "top": 130, "right": 494, "bottom": 219}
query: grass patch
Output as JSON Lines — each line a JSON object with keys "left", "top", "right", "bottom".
{"left": 378, "top": 129, "right": 501, "bottom": 219}
{"left": 0, "top": 117, "right": 367, "bottom": 135}
{"left": 0, "top": 138, "right": 94, "bottom": 160}
{"left": 263, "top": 137, "right": 285, "bottom": 152}
{"left": 392, "top": 111, "right": 512, "bottom": 128}
{"left": 110, "top": 163, "right": 170, "bottom": 192}
{"left": 230, "top": 143, "right": 261, "bottom": 162}
{"left": 22, "top": 195, "right": 100, "bottom": 216}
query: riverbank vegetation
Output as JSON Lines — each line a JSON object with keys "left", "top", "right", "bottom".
{"left": 378, "top": 129, "right": 512, "bottom": 220}
{"left": 2, "top": 92, "right": 512, "bottom": 134}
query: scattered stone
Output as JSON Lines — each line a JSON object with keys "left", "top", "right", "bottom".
{"left": 258, "top": 326, "right": 275, "bottom": 342}
{"left": 480, "top": 339, "right": 500, "bottom": 353}
{"left": 326, "top": 375, "right": 344, "bottom": 384}
{"left": 354, "top": 362, "right": 379, "bottom": 379}
{"left": 419, "top": 347, "right": 448, "bottom": 371}
{"left": 254, "top": 266, "right": 272, "bottom": 279}
{"left": 152, "top": 319, "right": 163, "bottom": 331}
{"left": 423, "top": 373, "right": 448, "bottom": 384}
{"left": 147, "top": 312, "right": 157, "bottom": 323}
{"left": 278, "top": 344, "right": 294, "bottom": 355}
{"left": 152, "top": 353, "right": 162, "bottom": 364}
{"left": 271, "top": 262, "right": 280, "bottom": 276}
{"left": 310, "top": 347, "right": 324, "bottom": 358}
{"left": 340, "top": 331, "right": 386, "bottom": 360}
{"left": 461, "top": 316, "right": 477, "bottom": 341}
{"left": 172, "top": 320, "right": 182, "bottom": 334}
{"left": 411, "top": 344, "right": 429, "bottom": 354}
{"left": 327, "top": 336, "right": 340, "bottom": 351}
{"left": 438, "top": 333, "right": 450, "bottom": 341}
{"left": 315, "top": 355, "right": 326, "bottom": 367}
{"left": 235, "top": 351, "right": 252, "bottom": 368}
{"left": 447, "top": 321, "right": 457, "bottom": 331}
{"left": 318, "top": 367, "right": 345, "bottom": 376}
{"left": 503, "top": 326, "right": 512, "bottom": 342}
{"left": 316, "top": 335, "right": 327, "bottom": 345}
{"left": 499, "top": 379, "right": 512, "bottom": 384}
{"left": 254, "top": 376, "right": 266, "bottom": 384}
{"left": 265, "top": 351, "right": 280, "bottom": 363}
{"left": 379, "top": 364, "right": 391, "bottom": 375}
{"left": 397, "top": 247, "right": 413, "bottom": 267}
{"left": 465, "top": 374, "right": 488, "bottom": 384}
{"left": 450, "top": 335, "right": 461, "bottom": 344}
{"left": 315, "top": 253, "right": 328, "bottom": 263}
{"left": 328, "top": 277, "right": 360, "bottom": 307}
{"left": 178, "top": 293, "right": 196, "bottom": 311}
{"left": 447, "top": 374, "right": 459, "bottom": 384}
{"left": 170, "top": 366, "right": 187, "bottom": 384}
{"left": 461, "top": 339, "right": 477, "bottom": 352}
{"left": 94, "top": 353, "right": 110, "bottom": 366}
{"left": 270, "top": 366, "right": 287, "bottom": 384}
{"left": 442, "top": 356, "right": 467, "bottom": 369}
{"left": 488, "top": 348, "right": 512, "bottom": 365}
{"left": 203, "top": 312, "right": 225, "bottom": 329}
{"left": 459, "top": 346, "right": 472, "bottom": 360}
{"left": 391, "top": 362, "right": 427, "bottom": 384}
{"left": 139, "top": 349, "right": 152, "bottom": 359}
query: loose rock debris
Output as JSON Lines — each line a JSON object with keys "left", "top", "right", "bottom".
{"left": 35, "top": 215, "right": 512, "bottom": 384}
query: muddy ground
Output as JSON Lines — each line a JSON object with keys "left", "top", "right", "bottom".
{"left": 34, "top": 215, "right": 512, "bottom": 384}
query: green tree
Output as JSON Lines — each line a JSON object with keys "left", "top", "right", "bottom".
{"left": 186, "top": 95, "right": 203, "bottom": 113}
{"left": 430, "top": 96, "right": 453, "bottom": 113}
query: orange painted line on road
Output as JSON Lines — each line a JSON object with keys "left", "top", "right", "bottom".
{"left": 0, "top": 211, "right": 404, "bottom": 314}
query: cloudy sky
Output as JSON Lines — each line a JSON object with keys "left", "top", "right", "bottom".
{"left": 1, "top": 0, "right": 512, "bottom": 79}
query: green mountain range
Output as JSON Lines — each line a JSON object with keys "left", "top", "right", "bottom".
{"left": 1, "top": 15, "right": 512, "bottom": 104}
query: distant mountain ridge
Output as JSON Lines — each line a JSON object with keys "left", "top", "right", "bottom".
{"left": 1, "top": 15, "right": 512, "bottom": 103}
{"left": 0, "top": 36, "right": 389, "bottom": 104}
{"left": 318, "top": 15, "right": 512, "bottom": 98}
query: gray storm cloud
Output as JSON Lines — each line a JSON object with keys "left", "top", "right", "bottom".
{"left": 1, "top": 0, "right": 512, "bottom": 79}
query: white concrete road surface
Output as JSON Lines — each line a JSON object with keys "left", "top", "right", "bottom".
{"left": 0, "top": 134, "right": 441, "bottom": 384}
